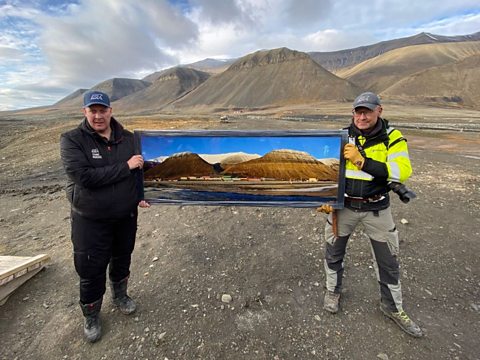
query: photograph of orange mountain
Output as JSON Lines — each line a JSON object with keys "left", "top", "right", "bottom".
{"left": 137, "top": 131, "right": 346, "bottom": 207}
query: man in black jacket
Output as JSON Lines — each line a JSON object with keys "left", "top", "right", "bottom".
{"left": 60, "top": 90, "right": 149, "bottom": 343}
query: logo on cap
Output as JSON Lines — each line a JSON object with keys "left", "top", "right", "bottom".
{"left": 356, "top": 94, "right": 371, "bottom": 103}
{"left": 83, "top": 91, "right": 111, "bottom": 108}
{"left": 353, "top": 92, "right": 381, "bottom": 110}
{"left": 90, "top": 94, "right": 104, "bottom": 101}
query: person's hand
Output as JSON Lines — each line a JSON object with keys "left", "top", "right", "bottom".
{"left": 317, "top": 204, "right": 334, "bottom": 214}
{"left": 138, "top": 200, "right": 150, "bottom": 208}
{"left": 344, "top": 143, "right": 364, "bottom": 169}
{"left": 128, "top": 155, "right": 144, "bottom": 170}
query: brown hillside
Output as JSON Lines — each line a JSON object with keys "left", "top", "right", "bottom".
{"left": 169, "top": 47, "right": 360, "bottom": 110}
{"left": 382, "top": 55, "right": 480, "bottom": 109}
{"left": 115, "top": 67, "right": 210, "bottom": 112}
{"left": 337, "top": 41, "right": 480, "bottom": 94}
{"left": 55, "top": 78, "right": 151, "bottom": 108}
{"left": 144, "top": 152, "right": 217, "bottom": 180}
{"left": 222, "top": 149, "right": 338, "bottom": 181}
{"left": 54, "top": 89, "right": 88, "bottom": 106}
{"left": 309, "top": 31, "right": 480, "bottom": 72}
{"left": 322, "top": 158, "right": 340, "bottom": 172}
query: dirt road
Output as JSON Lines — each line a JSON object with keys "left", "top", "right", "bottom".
{"left": 0, "top": 115, "right": 479, "bottom": 359}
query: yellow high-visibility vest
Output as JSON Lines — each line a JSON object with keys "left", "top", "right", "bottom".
{"left": 346, "top": 127, "right": 412, "bottom": 184}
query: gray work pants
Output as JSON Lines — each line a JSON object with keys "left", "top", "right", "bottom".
{"left": 324, "top": 206, "right": 403, "bottom": 312}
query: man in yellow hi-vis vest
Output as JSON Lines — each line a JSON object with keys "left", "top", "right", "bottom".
{"left": 318, "top": 92, "right": 423, "bottom": 337}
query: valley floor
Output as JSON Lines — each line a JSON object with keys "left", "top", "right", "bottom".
{"left": 0, "top": 114, "right": 479, "bottom": 359}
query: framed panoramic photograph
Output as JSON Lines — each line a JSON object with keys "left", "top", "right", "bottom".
{"left": 134, "top": 130, "right": 348, "bottom": 208}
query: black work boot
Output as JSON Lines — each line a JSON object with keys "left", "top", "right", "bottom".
{"left": 110, "top": 277, "right": 136, "bottom": 315}
{"left": 80, "top": 298, "right": 102, "bottom": 343}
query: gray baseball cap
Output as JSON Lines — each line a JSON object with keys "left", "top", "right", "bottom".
{"left": 353, "top": 92, "right": 381, "bottom": 110}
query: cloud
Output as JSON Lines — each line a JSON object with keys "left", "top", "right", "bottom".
{"left": 35, "top": 0, "right": 199, "bottom": 88}
{"left": 0, "top": 85, "right": 65, "bottom": 111}
{"left": 325, "top": 1, "right": 480, "bottom": 34}
{"left": 0, "top": 46, "right": 24, "bottom": 59}
{"left": 1, "top": 0, "right": 480, "bottom": 110}
{"left": 189, "top": 0, "right": 246, "bottom": 24}
{"left": 0, "top": 6, "right": 40, "bottom": 59}
{"left": 177, "top": 22, "right": 245, "bottom": 62}
{"left": 303, "top": 29, "right": 376, "bottom": 52}
{"left": 181, "top": 0, "right": 336, "bottom": 58}
{"left": 184, "top": 0, "right": 475, "bottom": 55}
{"left": 0, "top": 3, "right": 40, "bottom": 20}
{"left": 284, "top": 0, "right": 333, "bottom": 29}
{"left": 414, "top": 12, "right": 480, "bottom": 35}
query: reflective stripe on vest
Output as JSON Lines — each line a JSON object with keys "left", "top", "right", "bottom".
{"left": 387, "top": 162, "right": 401, "bottom": 182}
{"left": 387, "top": 151, "right": 410, "bottom": 161}
{"left": 346, "top": 169, "right": 374, "bottom": 180}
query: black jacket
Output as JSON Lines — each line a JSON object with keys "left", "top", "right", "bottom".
{"left": 60, "top": 117, "right": 140, "bottom": 219}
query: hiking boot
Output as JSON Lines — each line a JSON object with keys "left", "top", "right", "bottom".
{"left": 80, "top": 298, "right": 102, "bottom": 343}
{"left": 323, "top": 291, "right": 340, "bottom": 314}
{"left": 380, "top": 303, "right": 423, "bottom": 337}
{"left": 110, "top": 277, "right": 136, "bottom": 315}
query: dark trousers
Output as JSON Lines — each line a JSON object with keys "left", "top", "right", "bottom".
{"left": 71, "top": 210, "right": 137, "bottom": 304}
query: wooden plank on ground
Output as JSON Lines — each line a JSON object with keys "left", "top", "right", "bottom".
{"left": 0, "top": 254, "right": 50, "bottom": 305}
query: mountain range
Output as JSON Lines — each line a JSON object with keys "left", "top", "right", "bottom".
{"left": 144, "top": 149, "right": 338, "bottom": 181}
{"left": 50, "top": 31, "right": 480, "bottom": 112}
{"left": 144, "top": 152, "right": 216, "bottom": 180}
{"left": 308, "top": 31, "right": 480, "bottom": 71}
{"left": 221, "top": 149, "right": 338, "bottom": 181}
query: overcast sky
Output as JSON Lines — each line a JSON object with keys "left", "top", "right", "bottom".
{"left": 1, "top": 0, "right": 479, "bottom": 111}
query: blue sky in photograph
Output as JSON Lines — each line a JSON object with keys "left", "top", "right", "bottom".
{"left": 1, "top": 0, "right": 479, "bottom": 110}
{"left": 140, "top": 135, "right": 341, "bottom": 161}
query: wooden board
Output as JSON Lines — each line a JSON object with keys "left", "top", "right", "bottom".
{"left": 0, "top": 254, "right": 50, "bottom": 305}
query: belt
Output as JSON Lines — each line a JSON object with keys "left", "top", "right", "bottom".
{"left": 345, "top": 194, "right": 386, "bottom": 203}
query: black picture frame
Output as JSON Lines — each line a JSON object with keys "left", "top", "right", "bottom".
{"left": 134, "top": 129, "right": 347, "bottom": 208}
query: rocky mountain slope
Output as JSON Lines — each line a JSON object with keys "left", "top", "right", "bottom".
{"left": 144, "top": 149, "right": 338, "bottom": 181}
{"left": 114, "top": 67, "right": 210, "bottom": 112}
{"left": 55, "top": 78, "right": 151, "bottom": 108}
{"left": 22, "top": 30, "right": 480, "bottom": 114}
{"left": 169, "top": 47, "right": 360, "bottom": 110}
{"left": 222, "top": 149, "right": 338, "bottom": 181}
{"left": 337, "top": 41, "right": 480, "bottom": 94}
{"left": 382, "top": 54, "right": 480, "bottom": 108}
{"left": 144, "top": 152, "right": 217, "bottom": 180}
{"left": 309, "top": 31, "right": 480, "bottom": 72}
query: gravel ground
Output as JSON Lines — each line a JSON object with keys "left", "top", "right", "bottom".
{"left": 0, "top": 114, "right": 479, "bottom": 360}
